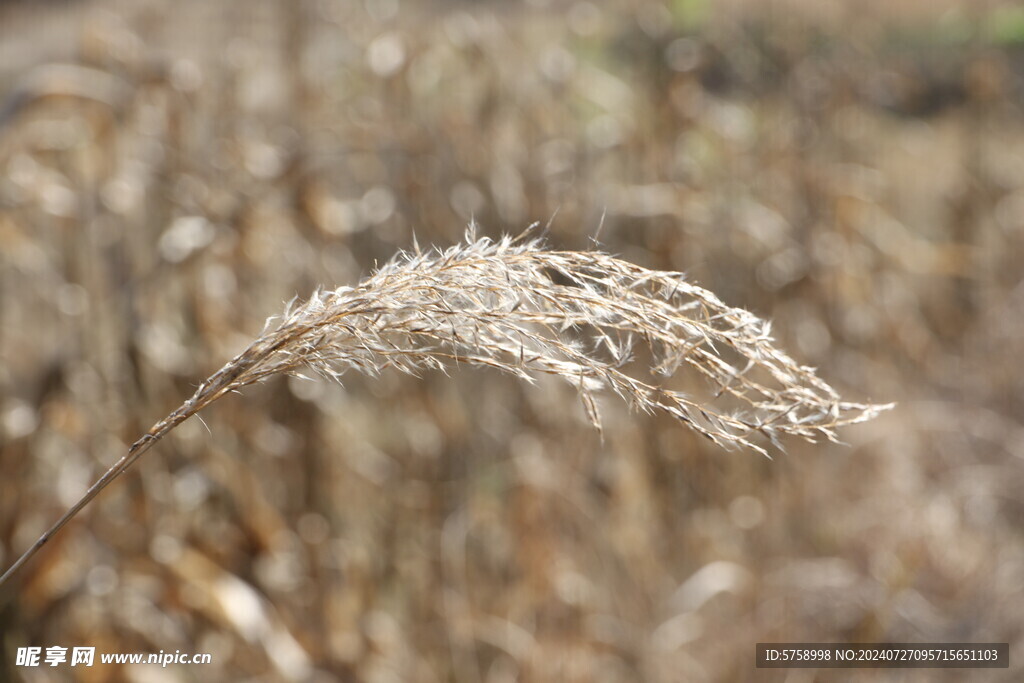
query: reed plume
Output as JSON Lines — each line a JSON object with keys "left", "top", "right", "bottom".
{"left": 0, "top": 229, "right": 892, "bottom": 588}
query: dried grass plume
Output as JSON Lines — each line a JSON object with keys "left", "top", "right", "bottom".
{"left": 0, "top": 228, "right": 892, "bottom": 588}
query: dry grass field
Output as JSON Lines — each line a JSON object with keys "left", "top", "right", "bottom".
{"left": 1, "top": 0, "right": 1022, "bottom": 681}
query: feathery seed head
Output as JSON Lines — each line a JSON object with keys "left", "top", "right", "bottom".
{"left": 191, "top": 231, "right": 891, "bottom": 456}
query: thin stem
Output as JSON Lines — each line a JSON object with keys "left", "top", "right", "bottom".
{"left": 0, "top": 400, "right": 199, "bottom": 590}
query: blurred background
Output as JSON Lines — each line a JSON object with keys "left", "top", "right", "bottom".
{"left": 0, "top": 0, "right": 1022, "bottom": 681}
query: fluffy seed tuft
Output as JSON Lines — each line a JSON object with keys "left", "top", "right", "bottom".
{"left": 0, "top": 230, "right": 892, "bottom": 588}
